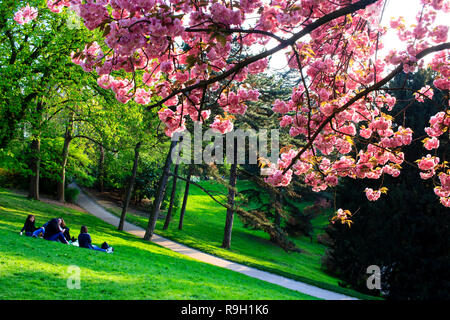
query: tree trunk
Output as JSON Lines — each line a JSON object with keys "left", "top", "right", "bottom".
{"left": 163, "top": 162, "right": 179, "bottom": 230}
{"left": 274, "top": 190, "right": 282, "bottom": 227}
{"left": 222, "top": 138, "right": 238, "bottom": 249}
{"left": 98, "top": 145, "right": 105, "bottom": 192}
{"left": 28, "top": 136, "right": 41, "bottom": 200}
{"left": 119, "top": 142, "right": 141, "bottom": 231}
{"left": 28, "top": 101, "right": 43, "bottom": 201}
{"left": 178, "top": 164, "right": 193, "bottom": 230}
{"left": 57, "top": 112, "right": 74, "bottom": 202}
{"left": 144, "top": 140, "right": 177, "bottom": 240}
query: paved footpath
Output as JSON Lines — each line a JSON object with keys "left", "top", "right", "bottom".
{"left": 70, "top": 183, "right": 357, "bottom": 300}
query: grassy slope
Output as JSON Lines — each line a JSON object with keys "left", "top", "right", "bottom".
{"left": 105, "top": 180, "right": 379, "bottom": 300}
{"left": 0, "top": 188, "right": 317, "bottom": 300}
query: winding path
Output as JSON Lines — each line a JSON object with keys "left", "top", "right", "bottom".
{"left": 70, "top": 183, "right": 357, "bottom": 300}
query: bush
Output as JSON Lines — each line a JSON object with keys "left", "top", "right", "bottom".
{"left": 65, "top": 187, "right": 80, "bottom": 204}
{"left": 0, "top": 168, "right": 27, "bottom": 189}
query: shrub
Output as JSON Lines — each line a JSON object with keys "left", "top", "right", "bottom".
{"left": 65, "top": 187, "right": 80, "bottom": 203}
{"left": 0, "top": 168, "right": 27, "bottom": 189}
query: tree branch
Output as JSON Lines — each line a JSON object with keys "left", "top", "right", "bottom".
{"left": 282, "top": 41, "right": 450, "bottom": 174}
{"left": 72, "top": 135, "right": 119, "bottom": 152}
{"left": 146, "top": 0, "right": 379, "bottom": 110}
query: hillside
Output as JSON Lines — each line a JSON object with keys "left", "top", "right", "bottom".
{"left": 102, "top": 180, "right": 378, "bottom": 300}
{"left": 0, "top": 188, "right": 316, "bottom": 300}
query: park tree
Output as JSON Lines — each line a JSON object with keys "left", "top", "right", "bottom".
{"left": 237, "top": 72, "right": 318, "bottom": 237}
{"left": 117, "top": 103, "right": 164, "bottom": 231}
{"left": 322, "top": 69, "right": 450, "bottom": 300}
{"left": 26, "top": 74, "right": 131, "bottom": 201}
{"left": 0, "top": 0, "right": 92, "bottom": 149}
{"left": 163, "top": 141, "right": 184, "bottom": 230}
{"left": 0, "top": 0, "right": 99, "bottom": 199}
{"left": 15, "top": 0, "right": 450, "bottom": 242}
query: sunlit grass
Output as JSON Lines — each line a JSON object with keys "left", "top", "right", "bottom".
{"left": 105, "top": 180, "right": 379, "bottom": 300}
{"left": 0, "top": 188, "right": 317, "bottom": 300}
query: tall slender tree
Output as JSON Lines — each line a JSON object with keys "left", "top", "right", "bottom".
{"left": 57, "top": 111, "right": 74, "bottom": 202}
{"left": 222, "top": 137, "right": 238, "bottom": 249}
{"left": 178, "top": 164, "right": 193, "bottom": 231}
{"left": 144, "top": 140, "right": 177, "bottom": 240}
{"left": 119, "top": 141, "right": 141, "bottom": 231}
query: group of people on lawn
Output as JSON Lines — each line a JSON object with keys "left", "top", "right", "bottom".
{"left": 20, "top": 215, "right": 113, "bottom": 253}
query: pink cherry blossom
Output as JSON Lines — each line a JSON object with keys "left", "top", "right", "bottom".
{"left": 364, "top": 188, "right": 381, "bottom": 201}
{"left": 414, "top": 85, "right": 434, "bottom": 102}
{"left": 14, "top": 4, "right": 38, "bottom": 25}
{"left": 417, "top": 154, "right": 440, "bottom": 171}
{"left": 134, "top": 88, "right": 151, "bottom": 105}
{"left": 210, "top": 116, "right": 234, "bottom": 134}
{"left": 160, "top": 61, "right": 174, "bottom": 74}
{"left": 44, "top": 0, "right": 450, "bottom": 208}
{"left": 423, "top": 137, "right": 440, "bottom": 150}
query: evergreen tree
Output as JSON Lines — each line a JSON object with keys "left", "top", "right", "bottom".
{"left": 322, "top": 70, "right": 450, "bottom": 300}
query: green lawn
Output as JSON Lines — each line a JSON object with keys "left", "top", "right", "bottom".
{"left": 0, "top": 188, "right": 318, "bottom": 300}
{"left": 106, "top": 180, "right": 379, "bottom": 300}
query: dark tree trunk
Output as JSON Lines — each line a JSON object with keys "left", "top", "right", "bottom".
{"left": 119, "top": 141, "right": 141, "bottom": 231}
{"left": 178, "top": 164, "right": 193, "bottom": 230}
{"left": 98, "top": 145, "right": 105, "bottom": 192}
{"left": 57, "top": 112, "right": 74, "bottom": 202}
{"left": 274, "top": 190, "right": 282, "bottom": 227}
{"left": 28, "top": 101, "right": 43, "bottom": 201}
{"left": 163, "top": 162, "right": 179, "bottom": 230}
{"left": 144, "top": 140, "right": 177, "bottom": 240}
{"left": 28, "top": 136, "right": 41, "bottom": 200}
{"left": 222, "top": 139, "right": 238, "bottom": 249}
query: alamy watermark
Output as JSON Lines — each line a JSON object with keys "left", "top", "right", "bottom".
{"left": 67, "top": 265, "right": 81, "bottom": 289}
{"left": 366, "top": 265, "right": 381, "bottom": 290}
{"left": 171, "top": 122, "right": 280, "bottom": 174}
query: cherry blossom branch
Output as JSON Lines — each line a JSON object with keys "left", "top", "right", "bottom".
{"left": 145, "top": 0, "right": 379, "bottom": 111}
{"left": 282, "top": 41, "right": 450, "bottom": 174}
{"left": 184, "top": 27, "right": 285, "bottom": 43}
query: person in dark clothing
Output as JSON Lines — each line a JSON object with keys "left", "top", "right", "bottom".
{"left": 20, "top": 215, "right": 38, "bottom": 236}
{"left": 32, "top": 218, "right": 52, "bottom": 238}
{"left": 78, "top": 226, "right": 111, "bottom": 253}
{"left": 60, "top": 218, "right": 75, "bottom": 242}
{"left": 43, "top": 218, "right": 68, "bottom": 244}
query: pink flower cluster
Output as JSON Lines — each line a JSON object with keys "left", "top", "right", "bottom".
{"left": 210, "top": 116, "right": 234, "bottom": 134}
{"left": 71, "top": 42, "right": 103, "bottom": 72}
{"left": 429, "top": 51, "right": 450, "bottom": 90}
{"left": 364, "top": 188, "right": 382, "bottom": 201}
{"left": 434, "top": 173, "right": 450, "bottom": 207}
{"left": 14, "top": 4, "right": 38, "bottom": 25}
{"left": 209, "top": 2, "right": 242, "bottom": 27}
{"left": 423, "top": 137, "right": 440, "bottom": 150}
{"left": 413, "top": 85, "right": 434, "bottom": 102}
{"left": 158, "top": 108, "right": 186, "bottom": 137}
{"left": 425, "top": 111, "right": 449, "bottom": 138}
{"left": 417, "top": 154, "right": 440, "bottom": 179}
{"left": 264, "top": 166, "right": 293, "bottom": 187}
{"left": 42, "top": 0, "right": 450, "bottom": 208}
{"left": 134, "top": 88, "right": 151, "bottom": 105}
{"left": 219, "top": 89, "right": 260, "bottom": 115}
{"left": 79, "top": 1, "right": 110, "bottom": 30}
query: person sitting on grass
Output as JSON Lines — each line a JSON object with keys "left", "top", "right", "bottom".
{"left": 78, "top": 226, "right": 113, "bottom": 253}
{"left": 43, "top": 218, "right": 69, "bottom": 244}
{"left": 32, "top": 218, "right": 53, "bottom": 238}
{"left": 60, "top": 218, "right": 75, "bottom": 242}
{"left": 20, "top": 215, "right": 38, "bottom": 236}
